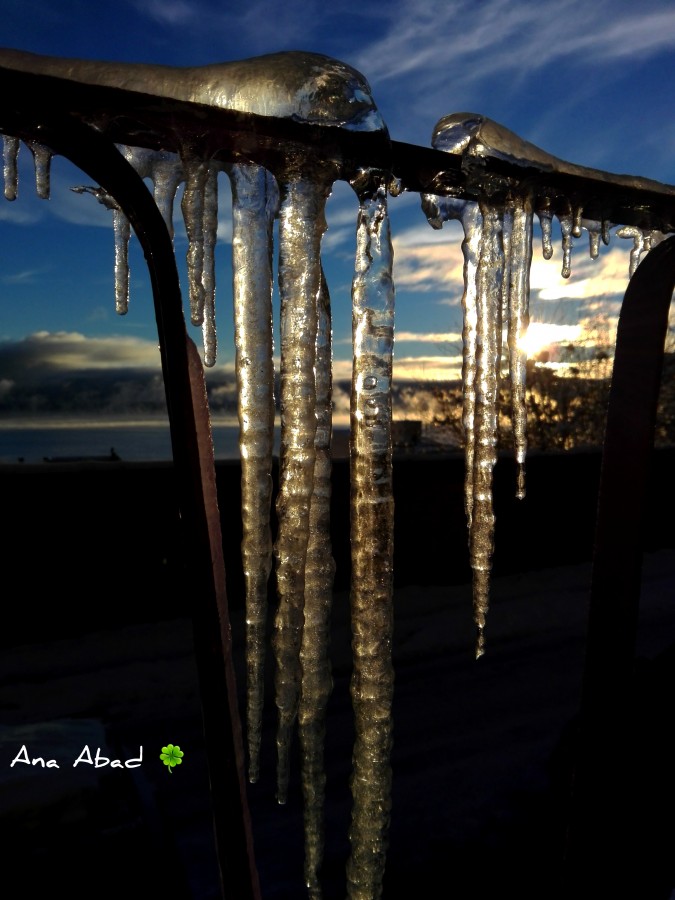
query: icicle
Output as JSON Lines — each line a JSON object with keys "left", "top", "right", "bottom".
{"left": 537, "top": 207, "right": 554, "bottom": 259}
{"left": 2, "top": 135, "right": 19, "bottom": 201}
{"left": 180, "top": 151, "right": 209, "bottom": 327}
{"left": 201, "top": 165, "right": 219, "bottom": 366}
{"left": 616, "top": 224, "right": 648, "bottom": 277}
{"left": 150, "top": 151, "right": 183, "bottom": 239}
{"left": 346, "top": 180, "right": 395, "bottom": 900}
{"left": 558, "top": 210, "right": 574, "bottom": 279}
{"left": 113, "top": 208, "right": 131, "bottom": 315}
{"left": 227, "top": 162, "right": 278, "bottom": 785}
{"left": 272, "top": 174, "right": 329, "bottom": 806}
{"left": 299, "top": 270, "right": 336, "bottom": 899}
{"left": 602, "top": 219, "right": 612, "bottom": 246}
{"left": 26, "top": 141, "right": 52, "bottom": 199}
{"left": 507, "top": 200, "right": 533, "bottom": 501}
{"left": 582, "top": 219, "right": 604, "bottom": 259}
{"left": 572, "top": 205, "right": 583, "bottom": 238}
{"left": 470, "top": 202, "right": 504, "bottom": 658}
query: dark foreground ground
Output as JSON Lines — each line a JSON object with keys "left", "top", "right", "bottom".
{"left": 1, "top": 450, "right": 675, "bottom": 898}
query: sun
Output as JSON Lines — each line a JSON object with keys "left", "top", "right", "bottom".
{"left": 518, "top": 322, "right": 582, "bottom": 358}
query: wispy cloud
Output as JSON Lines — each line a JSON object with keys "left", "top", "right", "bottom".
{"left": 1, "top": 268, "right": 46, "bottom": 285}
{"left": 130, "top": 0, "right": 195, "bottom": 26}
{"left": 394, "top": 354, "right": 463, "bottom": 381}
{"left": 356, "top": 1, "right": 675, "bottom": 85}
{"left": 396, "top": 330, "right": 462, "bottom": 343}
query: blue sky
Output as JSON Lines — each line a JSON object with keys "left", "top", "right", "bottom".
{"left": 1, "top": 0, "right": 674, "bottom": 416}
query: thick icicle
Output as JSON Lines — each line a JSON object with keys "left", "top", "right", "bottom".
{"left": 507, "top": 200, "right": 533, "bottom": 500}
{"left": 538, "top": 207, "right": 554, "bottom": 259}
{"left": 2, "top": 134, "right": 18, "bottom": 201}
{"left": 582, "top": 218, "right": 604, "bottom": 259}
{"left": 470, "top": 203, "right": 504, "bottom": 658}
{"left": 298, "top": 270, "right": 336, "bottom": 899}
{"left": 559, "top": 210, "right": 574, "bottom": 278}
{"left": 112, "top": 208, "right": 131, "bottom": 315}
{"left": 149, "top": 151, "right": 183, "bottom": 238}
{"left": 228, "top": 162, "right": 278, "bottom": 785}
{"left": 346, "top": 181, "right": 395, "bottom": 900}
{"left": 201, "top": 165, "right": 219, "bottom": 366}
{"left": 26, "top": 141, "right": 52, "bottom": 199}
{"left": 422, "top": 195, "right": 482, "bottom": 525}
{"left": 180, "top": 151, "right": 209, "bottom": 328}
{"left": 272, "top": 175, "right": 329, "bottom": 805}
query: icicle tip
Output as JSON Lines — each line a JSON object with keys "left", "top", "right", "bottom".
{"left": 516, "top": 463, "right": 526, "bottom": 501}
{"left": 475, "top": 626, "right": 485, "bottom": 660}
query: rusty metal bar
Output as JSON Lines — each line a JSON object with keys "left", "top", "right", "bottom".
{"left": 564, "top": 235, "right": 675, "bottom": 898}
{"left": 1, "top": 60, "right": 675, "bottom": 233}
{"left": 3, "top": 108, "right": 260, "bottom": 899}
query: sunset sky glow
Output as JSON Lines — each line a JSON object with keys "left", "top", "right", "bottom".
{"left": 1, "top": 0, "right": 674, "bottom": 417}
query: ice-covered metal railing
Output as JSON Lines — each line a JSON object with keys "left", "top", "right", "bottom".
{"left": 2, "top": 48, "right": 675, "bottom": 900}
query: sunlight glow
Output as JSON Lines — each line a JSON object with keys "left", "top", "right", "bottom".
{"left": 518, "top": 322, "right": 582, "bottom": 357}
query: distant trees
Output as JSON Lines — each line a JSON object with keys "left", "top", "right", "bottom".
{"left": 427, "top": 318, "right": 675, "bottom": 453}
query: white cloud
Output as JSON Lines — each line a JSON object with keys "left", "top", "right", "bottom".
{"left": 16, "top": 331, "right": 163, "bottom": 370}
{"left": 393, "top": 354, "right": 463, "bottom": 381}
{"left": 396, "top": 330, "right": 462, "bottom": 343}
{"left": 1, "top": 268, "right": 46, "bottom": 285}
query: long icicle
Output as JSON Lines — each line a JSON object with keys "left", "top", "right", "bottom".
{"left": 201, "top": 164, "right": 219, "bottom": 366}
{"left": 273, "top": 174, "right": 330, "bottom": 805}
{"left": 228, "top": 162, "right": 278, "bottom": 784}
{"left": 346, "top": 181, "right": 395, "bottom": 900}
{"left": 298, "top": 269, "right": 336, "bottom": 899}
{"left": 471, "top": 201, "right": 504, "bottom": 659}
{"left": 507, "top": 199, "right": 533, "bottom": 500}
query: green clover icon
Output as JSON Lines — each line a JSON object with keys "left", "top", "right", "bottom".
{"left": 160, "top": 743, "right": 184, "bottom": 773}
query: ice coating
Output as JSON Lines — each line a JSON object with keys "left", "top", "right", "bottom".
{"left": 346, "top": 182, "right": 395, "bottom": 900}
{"left": 616, "top": 224, "right": 649, "bottom": 277}
{"left": 298, "top": 270, "right": 335, "bottom": 898}
{"left": 272, "top": 174, "right": 329, "bottom": 805}
{"left": 227, "top": 162, "right": 278, "bottom": 784}
{"left": 0, "top": 48, "right": 385, "bottom": 133}
{"left": 431, "top": 111, "right": 675, "bottom": 194}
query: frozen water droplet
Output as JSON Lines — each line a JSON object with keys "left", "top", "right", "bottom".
{"left": 363, "top": 374, "right": 378, "bottom": 390}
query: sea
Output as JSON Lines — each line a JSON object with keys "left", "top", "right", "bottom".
{"left": 0, "top": 419, "right": 357, "bottom": 464}
{"left": 0, "top": 420, "right": 248, "bottom": 464}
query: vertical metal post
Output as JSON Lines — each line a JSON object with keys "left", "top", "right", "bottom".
{"left": 11, "top": 110, "right": 262, "bottom": 899}
{"left": 564, "top": 236, "right": 675, "bottom": 897}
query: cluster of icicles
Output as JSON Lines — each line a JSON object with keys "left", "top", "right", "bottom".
{"left": 1, "top": 62, "right": 663, "bottom": 900}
